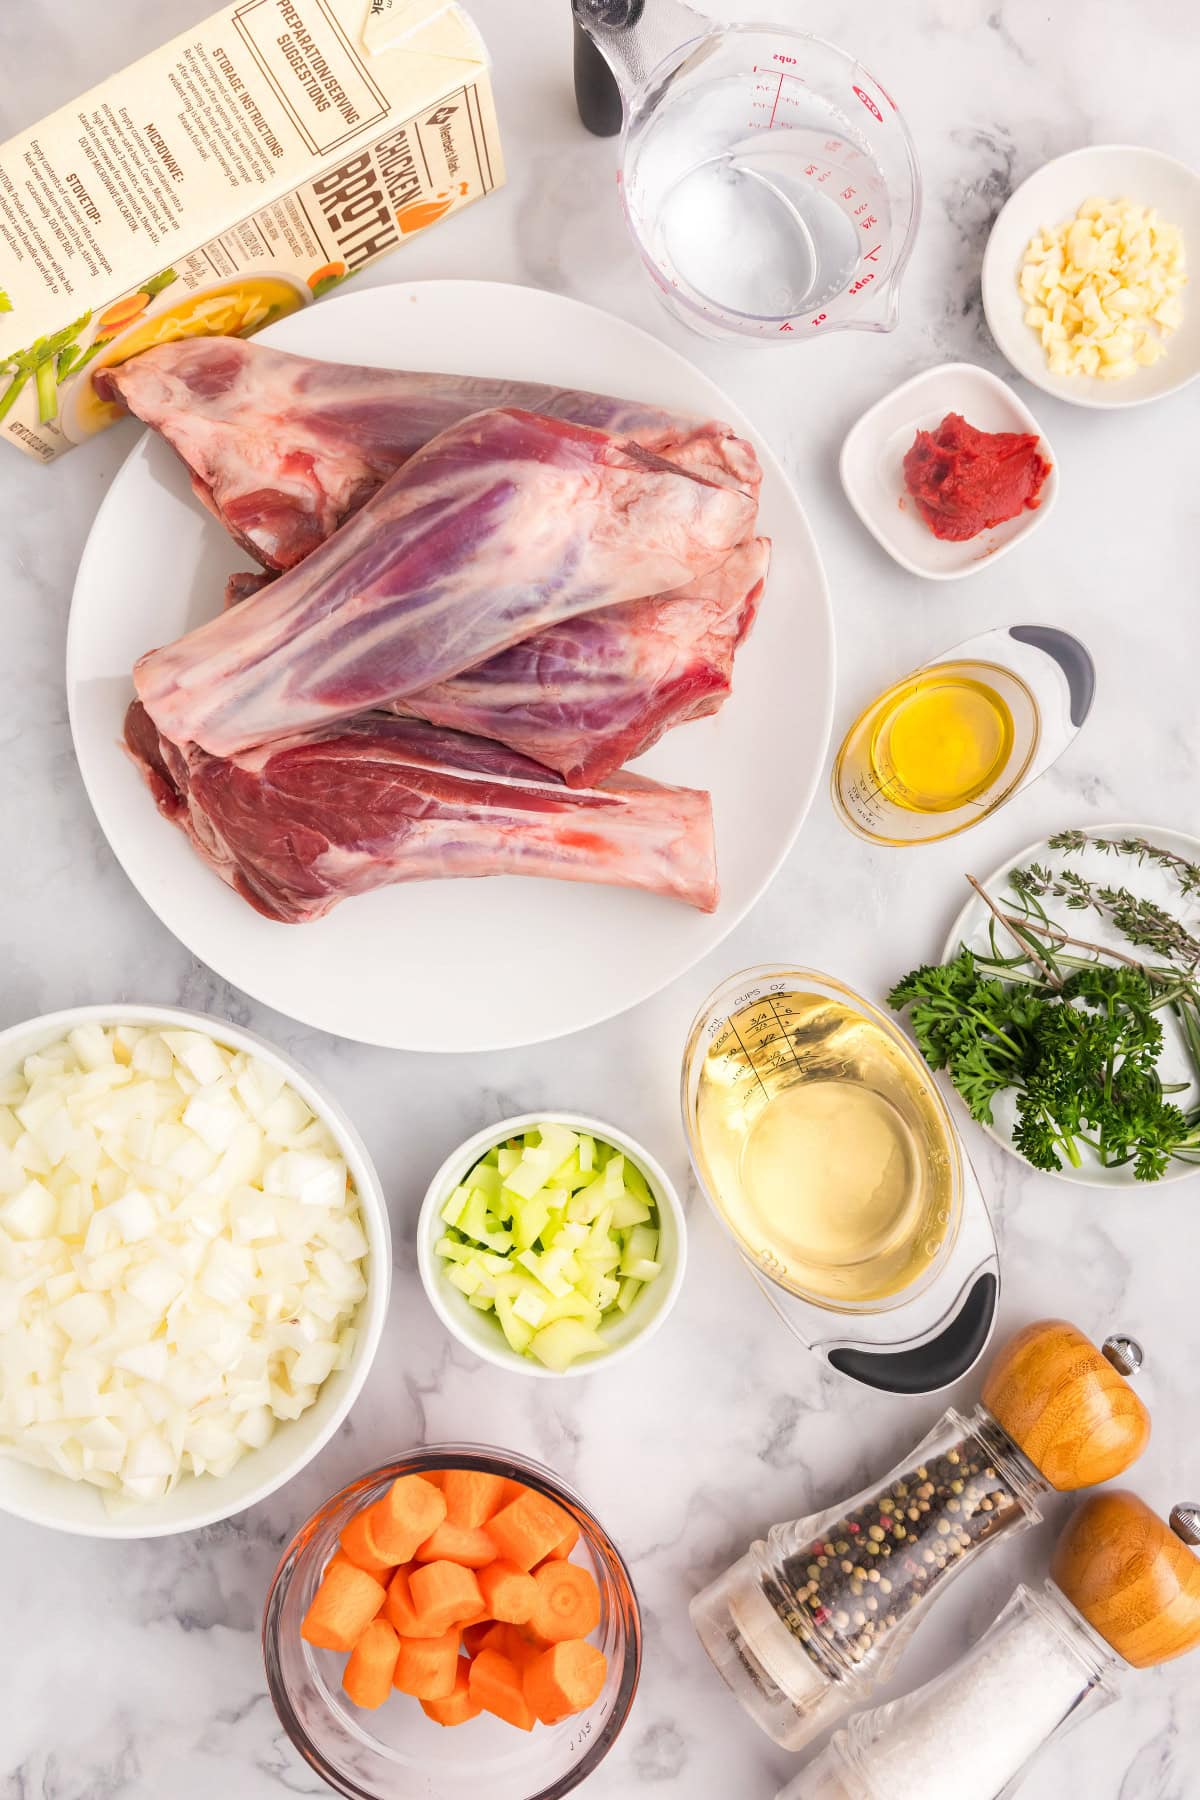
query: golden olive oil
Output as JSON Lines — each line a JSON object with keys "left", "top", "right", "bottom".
{"left": 693, "top": 989, "right": 956, "bottom": 1306}
{"left": 869, "top": 673, "right": 1014, "bottom": 813}
{"left": 832, "top": 659, "right": 1039, "bottom": 847}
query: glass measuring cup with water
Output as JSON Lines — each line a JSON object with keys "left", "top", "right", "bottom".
{"left": 572, "top": 0, "right": 921, "bottom": 341}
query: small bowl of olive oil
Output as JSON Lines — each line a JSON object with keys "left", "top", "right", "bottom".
{"left": 832, "top": 657, "right": 1038, "bottom": 847}
{"left": 681, "top": 969, "right": 963, "bottom": 1316}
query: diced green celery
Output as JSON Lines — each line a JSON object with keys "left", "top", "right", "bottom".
{"left": 621, "top": 1223, "right": 659, "bottom": 1267}
{"left": 459, "top": 1189, "right": 491, "bottom": 1242}
{"left": 532, "top": 1122, "right": 578, "bottom": 1168}
{"left": 578, "top": 1243, "right": 622, "bottom": 1276}
{"left": 435, "top": 1235, "right": 476, "bottom": 1265}
{"left": 600, "top": 1154, "right": 626, "bottom": 1202}
{"left": 554, "top": 1221, "right": 588, "bottom": 1251}
{"left": 497, "top": 1145, "right": 521, "bottom": 1178}
{"left": 480, "top": 1146, "right": 501, "bottom": 1168}
{"left": 515, "top": 1248, "right": 573, "bottom": 1298}
{"left": 622, "top": 1160, "right": 653, "bottom": 1205}
{"left": 441, "top": 1185, "right": 472, "bottom": 1227}
{"left": 510, "top": 1191, "right": 552, "bottom": 1252}
{"left": 622, "top": 1257, "right": 662, "bottom": 1283}
{"left": 567, "top": 1186, "right": 605, "bottom": 1224}
{"left": 577, "top": 1272, "right": 621, "bottom": 1312}
{"left": 528, "top": 1318, "right": 607, "bottom": 1372}
{"left": 469, "top": 1291, "right": 496, "bottom": 1311}
{"left": 616, "top": 1276, "right": 642, "bottom": 1314}
{"left": 496, "top": 1293, "right": 533, "bottom": 1352}
{"left": 467, "top": 1160, "right": 502, "bottom": 1203}
{"left": 578, "top": 1133, "right": 594, "bottom": 1172}
{"left": 609, "top": 1193, "right": 652, "bottom": 1229}
{"left": 446, "top": 1262, "right": 483, "bottom": 1296}
{"left": 512, "top": 1286, "right": 549, "bottom": 1327}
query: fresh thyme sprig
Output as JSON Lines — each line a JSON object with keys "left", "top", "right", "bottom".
{"left": 1047, "top": 829, "right": 1200, "bottom": 900}
{"left": 1011, "top": 862, "right": 1200, "bottom": 967}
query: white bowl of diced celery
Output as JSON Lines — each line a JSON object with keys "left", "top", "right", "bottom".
{"left": 417, "top": 1114, "right": 686, "bottom": 1377}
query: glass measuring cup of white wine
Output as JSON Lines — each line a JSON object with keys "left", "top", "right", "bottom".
{"left": 572, "top": 1, "right": 921, "bottom": 341}
{"left": 681, "top": 969, "right": 963, "bottom": 1314}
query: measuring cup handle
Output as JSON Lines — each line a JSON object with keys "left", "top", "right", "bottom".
{"left": 572, "top": 8, "right": 624, "bottom": 136}
{"left": 827, "top": 1272, "right": 999, "bottom": 1394}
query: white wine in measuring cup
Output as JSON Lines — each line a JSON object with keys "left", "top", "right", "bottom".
{"left": 682, "top": 972, "right": 962, "bottom": 1310}
{"left": 573, "top": 4, "right": 921, "bottom": 340}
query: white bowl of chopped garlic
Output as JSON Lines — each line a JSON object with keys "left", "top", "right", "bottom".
{"left": 983, "top": 144, "right": 1199, "bottom": 408}
{"left": 0, "top": 1005, "right": 390, "bottom": 1537}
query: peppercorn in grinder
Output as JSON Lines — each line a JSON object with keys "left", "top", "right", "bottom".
{"left": 690, "top": 1320, "right": 1151, "bottom": 1751}
{"left": 781, "top": 1489, "right": 1200, "bottom": 1800}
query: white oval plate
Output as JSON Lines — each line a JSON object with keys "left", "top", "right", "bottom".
{"left": 839, "top": 361, "right": 1058, "bottom": 580}
{"left": 68, "top": 282, "right": 834, "bottom": 1052}
{"left": 982, "top": 144, "right": 1200, "bottom": 410}
{"left": 942, "top": 823, "right": 1200, "bottom": 1187}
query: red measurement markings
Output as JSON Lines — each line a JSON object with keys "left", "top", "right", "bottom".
{"left": 848, "top": 273, "right": 875, "bottom": 294}
{"left": 863, "top": 244, "right": 883, "bottom": 262}
{"left": 768, "top": 72, "right": 785, "bottom": 127}
{"left": 810, "top": 313, "right": 827, "bottom": 326}
{"left": 779, "top": 321, "right": 795, "bottom": 332}
{"left": 858, "top": 213, "right": 879, "bottom": 231}
{"left": 853, "top": 85, "right": 883, "bottom": 121}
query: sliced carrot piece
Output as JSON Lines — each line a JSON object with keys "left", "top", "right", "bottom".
{"left": 342, "top": 1618, "right": 400, "bottom": 1709}
{"left": 440, "top": 1468, "right": 508, "bottom": 1528}
{"left": 383, "top": 1567, "right": 430, "bottom": 1639}
{"left": 414, "top": 1522, "right": 497, "bottom": 1568}
{"left": 421, "top": 1658, "right": 481, "bottom": 1726}
{"left": 478, "top": 1560, "right": 539, "bottom": 1625}
{"left": 371, "top": 1475, "right": 447, "bottom": 1563}
{"left": 485, "top": 1489, "right": 574, "bottom": 1573}
{"left": 523, "top": 1639, "right": 608, "bottom": 1725}
{"left": 408, "top": 1560, "right": 484, "bottom": 1635}
{"left": 462, "top": 1620, "right": 496, "bottom": 1656}
{"left": 393, "top": 1627, "right": 462, "bottom": 1700}
{"left": 301, "top": 1561, "right": 386, "bottom": 1653}
{"left": 529, "top": 1560, "right": 602, "bottom": 1644}
{"left": 545, "top": 1516, "right": 581, "bottom": 1561}
{"left": 325, "top": 1550, "right": 356, "bottom": 1576}
{"left": 468, "top": 1648, "right": 535, "bottom": 1730}
{"left": 339, "top": 1503, "right": 399, "bottom": 1578}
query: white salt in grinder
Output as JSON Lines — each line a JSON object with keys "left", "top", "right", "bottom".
{"left": 690, "top": 1320, "right": 1150, "bottom": 1751}
{"left": 782, "top": 1487, "right": 1200, "bottom": 1800}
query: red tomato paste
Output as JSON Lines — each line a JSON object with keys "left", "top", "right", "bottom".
{"left": 902, "top": 412, "right": 1051, "bottom": 542}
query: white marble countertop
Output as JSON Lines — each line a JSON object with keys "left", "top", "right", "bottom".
{"left": 1, "top": 0, "right": 1198, "bottom": 1795}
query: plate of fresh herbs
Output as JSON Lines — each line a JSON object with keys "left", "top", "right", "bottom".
{"left": 889, "top": 825, "right": 1200, "bottom": 1185}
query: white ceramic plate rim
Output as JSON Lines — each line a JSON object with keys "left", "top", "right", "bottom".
{"left": 416, "top": 1111, "right": 687, "bottom": 1378}
{"left": 941, "top": 822, "right": 1200, "bottom": 1188}
{"left": 67, "top": 280, "right": 835, "bottom": 1053}
{"left": 839, "top": 360, "right": 1058, "bottom": 580}
{"left": 982, "top": 144, "right": 1200, "bottom": 410}
{"left": 0, "top": 1003, "right": 392, "bottom": 1537}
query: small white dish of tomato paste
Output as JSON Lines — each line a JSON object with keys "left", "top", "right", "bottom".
{"left": 839, "top": 362, "right": 1059, "bottom": 581}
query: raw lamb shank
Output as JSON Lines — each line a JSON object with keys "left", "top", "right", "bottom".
{"left": 125, "top": 704, "right": 718, "bottom": 921}
{"left": 134, "top": 407, "right": 757, "bottom": 760}
{"left": 97, "top": 336, "right": 762, "bottom": 569}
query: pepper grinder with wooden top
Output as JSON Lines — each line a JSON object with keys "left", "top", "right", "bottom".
{"left": 690, "top": 1320, "right": 1151, "bottom": 1751}
{"left": 783, "top": 1489, "right": 1200, "bottom": 1800}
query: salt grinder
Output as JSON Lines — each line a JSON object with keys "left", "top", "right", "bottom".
{"left": 690, "top": 1320, "right": 1151, "bottom": 1751}
{"left": 783, "top": 1488, "right": 1200, "bottom": 1800}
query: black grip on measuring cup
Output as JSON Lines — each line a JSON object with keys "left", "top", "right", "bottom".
{"left": 571, "top": 1, "right": 642, "bottom": 136}
{"left": 1008, "top": 626, "right": 1096, "bottom": 727}
{"left": 828, "top": 1273, "right": 998, "bottom": 1395}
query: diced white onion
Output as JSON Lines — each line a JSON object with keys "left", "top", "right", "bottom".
{"left": 0, "top": 1025, "right": 367, "bottom": 1505}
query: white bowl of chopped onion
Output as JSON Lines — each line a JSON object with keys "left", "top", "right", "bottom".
{"left": 0, "top": 1005, "right": 390, "bottom": 1538}
{"left": 983, "top": 144, "right": 1200, "bottom": 408}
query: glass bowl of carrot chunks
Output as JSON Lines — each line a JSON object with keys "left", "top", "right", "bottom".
{"left": 263, "top": 1444, "right": 641, "bottom": 1798}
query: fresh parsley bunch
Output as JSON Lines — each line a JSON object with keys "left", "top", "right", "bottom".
{"left": 889, "top": 953, "right": 1198, "bottom": 1180}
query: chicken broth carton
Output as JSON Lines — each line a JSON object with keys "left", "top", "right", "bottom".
{"left": 0, "top": 0, "right": 504, "bottom": 461}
